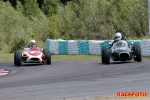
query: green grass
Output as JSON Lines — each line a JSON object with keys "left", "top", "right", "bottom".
{"left": 142, "top": 56, "right": 150, "bottom": 60}
{"left": 0, "top": 53, "right": 150, "bottom": 62}
{"left": 52, "top": 55, "right": 101, "bottom": 60}
{"left": 0, "top": 53, "right": 101, "bottom": 62}
{"left": 0, "top": 53, "right": 14, "bottom": 62}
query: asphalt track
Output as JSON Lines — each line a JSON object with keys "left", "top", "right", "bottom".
{"left": 0, "top": 60, "right": 150, "bottom": 100}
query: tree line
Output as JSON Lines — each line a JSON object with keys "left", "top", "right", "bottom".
{"left": 0, "top": 0, "right": 148, "bottom": 52}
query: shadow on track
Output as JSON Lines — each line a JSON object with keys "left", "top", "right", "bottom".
{"left": 99, "top": 60, "right": 136, "bottom": 65}
{"left": 13, "top": 63, "right": 45, "bottom": 67}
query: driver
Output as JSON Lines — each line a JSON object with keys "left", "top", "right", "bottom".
{"left": 27, "top": 39, "right": 37, "bottom": 48}
{"left": 114, "top": 32, "right": 122, "bottom": 42}
{"left": 109, "top": 32, "right": 122, "bottom": 48}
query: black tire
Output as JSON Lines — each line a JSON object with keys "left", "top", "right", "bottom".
{"left": 136, "top": 46, "right": 142, "bottom": 62}
{"left": 101, "top": 47, "right": 106, "bottom": 64}
{"left": 43, "top": 49, "right": 47, "bottom": 56}
{"left": 16, "top": 52, "right": 22, "bottom": 66}
{"left": 104, "top": 48, "right": 110, "bottom": 64}
{"left": 46, "top": 51, "right": 51, "bottom": 65}
{"left": 133, "top": 45, "right": 137, "bottom": 61}
{"left": 14, "top": 50, "right": 18, "bottom": 65}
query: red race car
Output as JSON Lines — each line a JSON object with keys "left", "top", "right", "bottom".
{"left": 14, "top": 36, "right": 51, "bottom": 66}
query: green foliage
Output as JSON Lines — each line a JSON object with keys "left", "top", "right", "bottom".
{"left": 42, "top": 0, "right": 59, "bottom": 16}
{"left": 0, "top": 1, "right": 26, "bottom": 42}
{"left": 10, "top": 37, "right": 26, "bottom": 53}
{"left": 0, "top": 0, "right": 149, "bottom": 52}
{"left": 29, "top": 13, "right": 50, "bottom": 41}
{"left": 0, "top": 1, "right": 49, "bottom": 52}
{"left": 56, "top": 4, "right": 79, "bottom": 39}
{"left": 16, "top": 0, "right": 23, "bottom": 13}
{"left": 55, "top": 0, "right": 148, "bottom": 40}
{"left": 48, "top": 15, "right": 60, "bottom": 39}
{"left": 23, "top": 0, "right": 41, "bottom": 19}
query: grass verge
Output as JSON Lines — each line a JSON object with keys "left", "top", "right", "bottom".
{"left": 0, "top": 53, "right": 150, "bottom": 62}
{"left": 0, "top": 53, "right": 101, "bottom": 62}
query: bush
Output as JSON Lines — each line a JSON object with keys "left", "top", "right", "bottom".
{"left": 10, "top": 37, "right": 27, "bottom": 53}
{"left": 0, "top": 1, "right": 49, "bottom": 53}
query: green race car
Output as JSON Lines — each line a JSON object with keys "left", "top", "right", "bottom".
{"left": 101, "top": 31, "right": 142, "bottom": 64}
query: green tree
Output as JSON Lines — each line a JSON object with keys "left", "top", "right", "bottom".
{"left": 42, "top": 0, "right": 59, "bottom": 16}
{"left": 3, "top": 0, "right": 17, "bottom": 8}
{"left": 55, "top": 0, "right": 148, "bottom": 40}
{"left": 23, "top": 0, "right": 41, "bottom": 19}
{"left": 16, "top": 0, "right": 23, "bottom": 13}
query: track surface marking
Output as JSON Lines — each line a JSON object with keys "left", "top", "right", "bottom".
{"left": 0, "top": 69, "right": 9, "bottom": 76}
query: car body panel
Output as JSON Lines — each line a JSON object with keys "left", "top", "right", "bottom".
{"left": 109, "top": 40, "right": 134, "bottom": 61}
{"left": 21, "top": 47, "right": 45, "bottom": 63}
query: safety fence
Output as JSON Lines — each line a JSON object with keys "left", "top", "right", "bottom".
{"left": 46, "top": 39, "right": 150, "bottom": 56}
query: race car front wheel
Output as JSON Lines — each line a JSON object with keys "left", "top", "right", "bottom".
{"left": 16, "top": 52, "right": 22, "bottom": 66}
{"left": 14, "top": 50, "right": 19, "bottom": 65}
{"left": 135, "top": 45, "right": 142, "bottom": 62}
{"left": 101, "top": 46, "right": 106, "bottom": 64}
{"left": 46, "top": 51, "right": 51, "bottom": 65}
{"left": 104, "top": 48, "right": 110, "bottom": 64}
{"left": 133, "top": 45, "right": 137, "bottom": 61}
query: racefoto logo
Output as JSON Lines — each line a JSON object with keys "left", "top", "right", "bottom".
{"left": 117, "top": 92, "right": 148, "bottom": 98}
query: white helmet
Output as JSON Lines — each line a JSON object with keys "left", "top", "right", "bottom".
{"left": 114, "top": 32, "right": 122, "bottom": 42}
{"left": 29, "top": 39, "right": 36, "bottom": 47}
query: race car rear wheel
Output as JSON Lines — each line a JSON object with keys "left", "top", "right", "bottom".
{"left": 104, "top": 48, "right": 110, "bottom": 64}
{"left": 135, "top": 45, "right": 142, "bottom": 62}
{"left": 16, "top": 52, "right": 22, "bottom": 66}
{"left": 46, "top": 51, "right": 51, "bottom": 65}
{"left": 101, "top": 46, "right": 106, "bottom": 64}
{"left": 14, "top": 50, "right": 19, "bottom": 65}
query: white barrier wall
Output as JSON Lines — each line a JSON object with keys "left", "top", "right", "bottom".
{"left": 68, "top": 40, "right": 78, "bottom": 54}
{"left": 89, "top": 40, "right": 103, "bottom": 55}
{"left": 49, "top": 40, "right": 59, "bottom": 54}
{"left": 140, "top": 40, "right": 150, "bottom": 56}
{"left": 46, "top": 39, "right": 150, "bottom": 56}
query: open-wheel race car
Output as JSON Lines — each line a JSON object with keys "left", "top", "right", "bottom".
{"left": 14, "top": 48, "right": 51, "bottom": 66}
{"left": 14, "top": 36, "right": 51, "bottom": 66}
{"left": 101, "top": 31, "right": 142, "bottom": 64}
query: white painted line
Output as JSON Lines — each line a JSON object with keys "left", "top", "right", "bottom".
{"left": 0, "top": 70, "right": 9, "bottom": 73}
{"left": 0, "top": 73, "right": 8, "bottom": 76}
{"left": 0, "top": 69, "right": 9, "bottom": 76}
